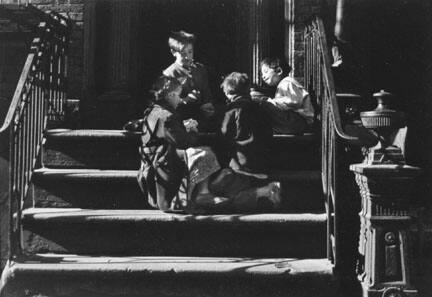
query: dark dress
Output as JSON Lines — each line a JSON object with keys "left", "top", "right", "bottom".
{"left": 137, "top": 103, "right": 200, "bottom": 211}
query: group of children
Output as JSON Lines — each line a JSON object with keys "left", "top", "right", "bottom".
{"left": 136, "top": 30, "right": 314, "bottom": 213}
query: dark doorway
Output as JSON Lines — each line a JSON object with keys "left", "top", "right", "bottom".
{"left": 83, "top": 0, "right": 284, "bottom": 127}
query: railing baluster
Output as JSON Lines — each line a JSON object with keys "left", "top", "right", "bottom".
{"left": 0, "top": 5, "right": 70, "bottom": 261}
{"left": 304, "top": 16, "right": 359, "bottom": 274}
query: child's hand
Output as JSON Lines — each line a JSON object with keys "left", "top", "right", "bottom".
{"left": 177, "top": 66, "right": 192, "bottom": 78}
{"left": 183, "top": 118, "right": 199, "bottom": 132}
{"left": 250, "top": 88, "right": 270, "bottom": 102}
{"left": 183, "top": 90, "right": 201, "bottom": 104}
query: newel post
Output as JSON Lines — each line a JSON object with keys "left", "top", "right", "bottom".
{"left": 350, "top": 90, "right": 420, "bottom": 297}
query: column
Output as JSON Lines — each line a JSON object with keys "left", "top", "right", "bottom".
{"left": 109, "top": 0, "right": 131, "bottom": 90}
{"left": 246, "top": 0, "right": 270, "bottom": 85}
{"left": 83, "top": 0, "right": 97, "bottom": 97}
{"left": 284, "top": 0, "right": 294, "bottom": 77}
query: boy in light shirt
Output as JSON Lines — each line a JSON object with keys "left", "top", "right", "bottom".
{"left": 259, "top": 57, "right": 315, "bottom": 134}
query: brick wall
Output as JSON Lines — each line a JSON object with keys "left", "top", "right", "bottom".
{"left": 288, "top": 0, "right": 335, "bottom": 82}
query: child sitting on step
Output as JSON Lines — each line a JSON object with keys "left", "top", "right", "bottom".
{"left": 259, "top": 57, "right": 315, "bottom": 134}
{"left": 138, "top": 75, "right": 281, "bottom": 213}
{"left": 195, "top": 72, "right": 281, "bottom": 212}
{"left": 137, "top": 76, "right": 202, "bottom": 211}
{"left": 162, "top": 30, "right": 218, "bottom": 132}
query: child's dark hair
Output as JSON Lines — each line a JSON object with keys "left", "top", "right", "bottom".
{"left": 220, "top": 72, "right": 250, "bottom": 96}
{"left": 260, "top": 57, "right": 292, "bottom": 75}
{"left": 150, "top": 76, "right": 181, "bottom": 102}
{"left": 168, "top": 30, "right": 196, "bottom": 52}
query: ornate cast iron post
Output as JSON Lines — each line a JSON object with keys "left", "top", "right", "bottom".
{"left": 350, "top": 90, "right": 420, "bottom": 297}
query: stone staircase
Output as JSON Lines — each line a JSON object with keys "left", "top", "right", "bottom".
{"left": 0, "top": 127, "right": 340, "bottom": 297}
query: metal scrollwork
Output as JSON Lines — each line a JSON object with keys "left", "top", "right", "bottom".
{"left": 382, "top": 287, "right": 404, "bottom": 297}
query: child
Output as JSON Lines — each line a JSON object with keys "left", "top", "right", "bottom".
{"left": 201, "top": 72, "right": 281, "bottom": 212}
{"left": 139, "top": 74, "right": 281, "bottom": 213}
{"left": 218, "top": 72, "right": 273, "bottom": 172}
{"left": 259, "top": 57, "right": 315, "bottom": 134}
{"left": 138, "top": 76, "right": 202, "bottom": 211}
{"left": 162, "top": 30, "right": 217, "bottom": 131}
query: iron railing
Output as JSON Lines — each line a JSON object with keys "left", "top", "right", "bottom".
{"left": 304, "top": 16, "right": 359, "bottom": 274}
{"left": 0, "top": 4, "right": 70, "bottom": 260}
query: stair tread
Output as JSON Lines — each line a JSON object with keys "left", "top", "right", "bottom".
{"left": 9, "top": 253, "right": 333, "bottom": 278}
{"left": 43, "top": 129, "right": 319, "bottom": 170}
{"left": 45, "top": 129, "right": 141, "bottom": 139}
{"left": 45, "top": 129, "right": 317, "bottom": 141}
{"left": 33, "top": 168, "right": 139, "bottom": 179}
{"left": 22, "top": 208, "right": 327, "bottom": 225}
{"left": 33, "top": 168, "right": 321, "bottom": 181}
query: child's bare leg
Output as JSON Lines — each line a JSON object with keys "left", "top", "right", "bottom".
{"left": 232, "top": 182, "right": 282, "bottom": 212}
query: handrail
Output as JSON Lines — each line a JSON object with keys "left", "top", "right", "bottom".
{"left": 0, "top": 4, "right": 70, "bottom": 261}
{"left": 305, "top": 17, "right": 358, "bottom": 142}
{"left": 0, "top": 49, "right": 36, "bottom": 133}
{"left": 0, "top": 7, "right": 69, "bottom": 132}
{"left": 304, "top": 15, "right": 359, "bottom": 275}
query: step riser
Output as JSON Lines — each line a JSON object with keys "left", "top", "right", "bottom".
{"left": 23, "top": 222, "right": 326, "bottom": 258}
{"left": 30, "top": 178, "right": 324, "bottom": 212}
{"left": 43, "top": 147, "right": 318, "bottom": 170}
{"left": 43, "top": 139, "right": 141, "bottom": 169}
{"left": 2, "top": 277, "right": 336, "bottom": 297}
{"left": 29, "top": 179, "right": 148, "bottom": 209}
{"left": 43, "top": 150, "right": 317, "bottom": 170}
{"left": 42, "top": 130, "right": 319, "bottom": 170}
{"left": 2, "top": 276, "right": 336, "bottom": 297}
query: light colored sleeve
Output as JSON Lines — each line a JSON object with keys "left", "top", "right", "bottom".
{"left": 268, "top": 78, "right": 308, "bottom": 111}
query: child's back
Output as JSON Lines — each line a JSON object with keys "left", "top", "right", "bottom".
{"left": 219, "top": 72, "right": 272, "bottom": 172}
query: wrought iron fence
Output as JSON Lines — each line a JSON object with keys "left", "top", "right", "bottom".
{"left": 304, "top": 16, "right": 359, "bottom": 273}
{"left": 0, "top": 5, "right": 70, "bottom": 260}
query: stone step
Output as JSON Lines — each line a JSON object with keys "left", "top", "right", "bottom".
{"left": 22, "top": 208, "right": 327, "bottom": 258}
{"left": 29, "top": 169, "right": 147, "bottom": 209}
{"left": 0, "top": 254, "right": 336, "bottom": 297}
{"left": 42, "top": 129, "right": 141, "bottom": 170}
{"left": 30, "top": 168, "right": 324, "bottom": 212}
{"left": 42, "top": 129, "right": 319, "bottom": 170}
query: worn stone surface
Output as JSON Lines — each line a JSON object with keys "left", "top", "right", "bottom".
{"left": 1, "top": 255, "right": 336, "bottom": 297}
{"left": 30, "top": 169, "right": 147, "bottom": 209}
{"left": 29, "top": 167, "right": 324, "bottom": 212}
{"left": 42, "top": 129, "right": 320, "bottom": 170}
{"left": 42, "top": 130, "right": 141, "bottom": 169}
{"left": 22, "top": 209, "right": 327, "bottom": 258}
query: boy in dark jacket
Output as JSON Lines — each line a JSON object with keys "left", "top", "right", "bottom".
{"left": 218, "top": 72, "right": 273, "bottom": 172}
{"left": 206, "top": 72, "right": 281, "bottom": 211}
